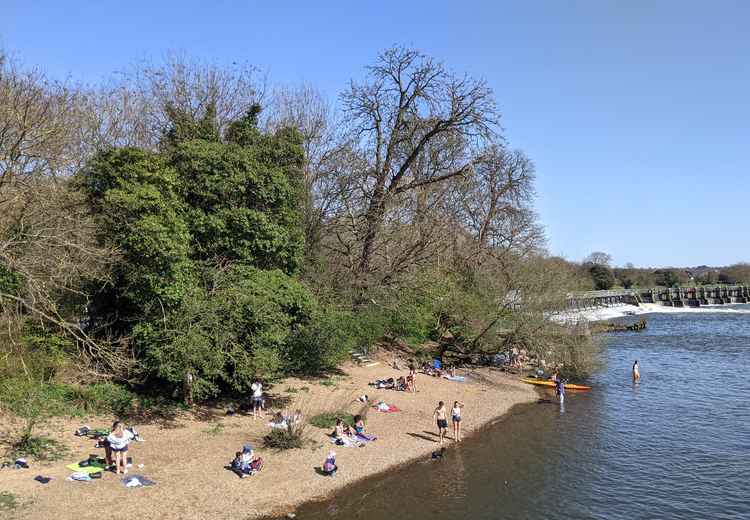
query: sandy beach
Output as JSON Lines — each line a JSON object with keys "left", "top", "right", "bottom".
{"left": 0, "top": 358, "right": 537, "bottom": 520}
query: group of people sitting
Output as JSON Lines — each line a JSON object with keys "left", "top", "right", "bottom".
{"left": 230, "top": 443, "right": 264, "bottom": 478}
{"left": 331, "top": 415, "right": 377, "bottom": 447}
{"left": 268, "top": 409, "right": 303, "bottom": 429}
{"left": 370, "top": 374, "right": 415, "bottom": 392}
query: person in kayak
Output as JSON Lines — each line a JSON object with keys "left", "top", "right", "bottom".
{"left": 632, "top": 360, "right": 640, "bottom": 382}
{"left": 555, "top": 378, "right": 565, "bottom": 404}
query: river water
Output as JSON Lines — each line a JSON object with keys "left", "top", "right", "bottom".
{"left": 291, "top": 307, "right": 750, "bottom": 520}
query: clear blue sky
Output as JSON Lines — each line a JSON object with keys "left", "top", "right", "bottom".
{"left": 3, "top": 1, "right": 748, "bottom": 267}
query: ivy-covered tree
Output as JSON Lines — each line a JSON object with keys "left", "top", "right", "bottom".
{"left": 78, "top": 106, "right": 344, "bottom": 399}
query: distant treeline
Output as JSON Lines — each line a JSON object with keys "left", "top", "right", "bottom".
{"left": 572, "top": 252, "right": 750, "bottom": 290}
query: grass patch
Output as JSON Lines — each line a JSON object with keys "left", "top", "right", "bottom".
{"left": 309, "top": 411, "right": 354, "bottom": 429}
{"left": 318, "top": 378, "right": 337, "bottom": 387}
{"left": 299, "top": 386, "right": 310, "bottom": 392}
{"left": 0, "top": 492, "right": 18, "bottom": 512}
{"left": 202, "top": 423, "right": 225, "bottom": 436}
{"left": 9, "top": 435, "right": 69, "bottom": 462}
{"left": 284, "top": 387, "right": 298, "bottom": 394}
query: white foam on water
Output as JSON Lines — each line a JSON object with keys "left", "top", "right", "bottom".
{"left": 551, "top": 302, "right": 750, "bottom": 324}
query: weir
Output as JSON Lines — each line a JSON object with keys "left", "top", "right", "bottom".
{"left": 568, "top": 285, "right": 750, "bottom": 310}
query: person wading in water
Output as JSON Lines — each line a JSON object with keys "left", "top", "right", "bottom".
{"left": 632, "top": 360, "right": 641, "bottom": 382}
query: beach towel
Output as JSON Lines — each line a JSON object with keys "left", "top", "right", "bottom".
{"left": 66, "top": 461, "right": 107, "bottom": 474}
{"left": 444, "top": 375, "right": 466, "bottom": 382}
{"left": 373, "top": 403, "right": 400, "bottom": 413}
{"left": 67, "top": 472, "right": 92, "bottom": 482}
{"left": 356, "top": 433, "right": 378, "bottom": 442}
{"left": 268, "top": 421, "right": 288, "bottom": 430}
{"left": 328, "top": 435, "right": 361, "bottom": 448}
{"left": 121, "top": 474, "right": 155, "bottom": 488}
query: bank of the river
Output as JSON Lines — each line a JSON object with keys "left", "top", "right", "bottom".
{"left": 291, "top": 309, "right": 750, "bottom": 520}
{"left": 0, "top": 359, "right": 536, "bottom": 520}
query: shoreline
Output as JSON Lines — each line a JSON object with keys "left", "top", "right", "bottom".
{"left": 1, "top": 361, "right": 538, "bottom": 520}
{"left": 279, "top": 396, "right": 542, "bottom": 519}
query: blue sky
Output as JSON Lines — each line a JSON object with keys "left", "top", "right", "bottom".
{"left": 2, "top": 1, "right": 748, "bottom": 267}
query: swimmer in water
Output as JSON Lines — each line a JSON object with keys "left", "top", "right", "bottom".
{"left": 632, "top": 360, "right": 640, "bottom": 382}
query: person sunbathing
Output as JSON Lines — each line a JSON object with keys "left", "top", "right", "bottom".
{"left": 396, "top": 376, "right": 407, "bottom": 391}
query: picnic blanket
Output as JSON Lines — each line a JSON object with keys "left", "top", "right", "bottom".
{"left": 328, "top": 435, "right": 362, "bottom": 448}
{"left": 356, "top": 433, "right": 377, "bottom": 442}
{"left": 444, "top": 375, "right": 466, "bottom": 382}
{"left": 66, "top": 461, "right": 107, "bottom": 474}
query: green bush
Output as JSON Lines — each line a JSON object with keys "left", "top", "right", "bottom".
{"left": 62, "top": 383, "right": 136, "bottom": 417}
{"left": 262, "top": 422, "right": 306, "bottom": 450}
{"left": 10, "top": 435, "right": 68, "bottom": 462}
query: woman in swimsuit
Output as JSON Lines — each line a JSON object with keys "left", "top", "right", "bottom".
{"left": 632, "top": 360, "right": 640, "bottom": 382}
{"left": 451, "top": 401, "right": 464, "bottom": 442}
{"left": 433, "top": 401, "right": 448, "bottom": 445}
{"left": 353, "top": 415, "right": 366, "bottom": 435}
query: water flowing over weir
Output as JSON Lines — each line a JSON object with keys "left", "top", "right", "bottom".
{"left": 568, "top": 285, "right": 749, "bottom": 310}
{"left": 286, "top": 309, "right": 750, "bottom": 520}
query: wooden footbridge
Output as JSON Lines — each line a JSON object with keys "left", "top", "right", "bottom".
{"left": 568, "top": 285, "right": 750, "bottom": 310}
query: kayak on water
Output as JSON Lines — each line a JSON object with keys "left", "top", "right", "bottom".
{"left": 521, "top": 378, "right": 592, "bottom": 391}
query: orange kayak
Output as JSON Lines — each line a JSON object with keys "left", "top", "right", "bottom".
{"left": 521, "top": 378, "right": 592, "bottom": 391}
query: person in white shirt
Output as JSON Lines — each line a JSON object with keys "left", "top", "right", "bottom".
{"left": 250, "top": 380, "right": 264, "bottom": 419}
{"left": 106, "top": 421, "right": 134, "bottom": 474}
{"left": 451, "top": 401, "right": 464, "bottom": 442}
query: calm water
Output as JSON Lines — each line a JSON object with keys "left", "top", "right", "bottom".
{"left": 292, "top": 308, "right": 750, "bottom": 520}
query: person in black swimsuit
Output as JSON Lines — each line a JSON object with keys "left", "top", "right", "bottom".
{"left": 433, "top": 401, "right": 448, "bottom": 445}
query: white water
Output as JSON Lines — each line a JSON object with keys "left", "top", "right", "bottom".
{"left": 552, "top": 302, "right": 750, "bottom": 324}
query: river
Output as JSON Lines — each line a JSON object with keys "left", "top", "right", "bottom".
{"left": 290, "top": 307, "right": 750, "bottom": 520}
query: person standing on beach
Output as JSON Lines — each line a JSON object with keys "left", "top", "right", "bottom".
{"left": 451, "top": 401, "right": 464, "bottom": 442}
{"left": 433, "top": 401, "right": 448, "bottom": 445}
{"left": 632, "top": 360, "right": 641, "bottom": 382}
{"left": 250, "top": 380, "right": 263, "bottom": 419}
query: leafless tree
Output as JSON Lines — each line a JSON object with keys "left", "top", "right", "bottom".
{"left": 583, "top": 251, "right": 612, "bottom": 266}
{"left": 340, "top": 46, "right": 500, "bottom": 276}
{"left": 0, "top": 51, "right": 122, "bottom": 376}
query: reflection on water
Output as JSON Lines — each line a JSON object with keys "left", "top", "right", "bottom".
{"left": 290, "top": 309, "right": 750, "bottom": 520}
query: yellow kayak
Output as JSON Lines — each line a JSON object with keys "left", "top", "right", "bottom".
{"left": 521, "top": 378, "right": 592, "bottom": 391}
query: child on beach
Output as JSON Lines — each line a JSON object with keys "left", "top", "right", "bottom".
{"left": 231, "top": 444, "right": 262, "bottom": 478}
{"left": 322, "top": 450, "right": 337, "bottom": 477}
{"left": 451, "top": 401, "right": 464, "bottom": 442}
{"left": 106, "top": 421, "right": 134, "bottom": 474}
{"left": 433, "top": 401, "right": 448, "bottom": 445}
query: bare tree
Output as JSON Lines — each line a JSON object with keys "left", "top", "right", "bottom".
{"left": 583, "top": 251, "right": 613, "bottom": 266}
{"left": 0, "top": 51, "right": 121, "bottom": 376}
{"left": 341, "top": 46, "right": 500, "bottom": 275}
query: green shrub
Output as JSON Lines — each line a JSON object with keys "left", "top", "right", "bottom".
{"left": 62, "top": 383, "right": 136, "bottom": 416}
{"left": 0, "top": 492, "right": 18, "bottom": 512}
{"left": 10, "top": 435, "right": 68, "bottom": 462}
{"left": 262, "top": 422, "right": 306, "bottom": 450}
